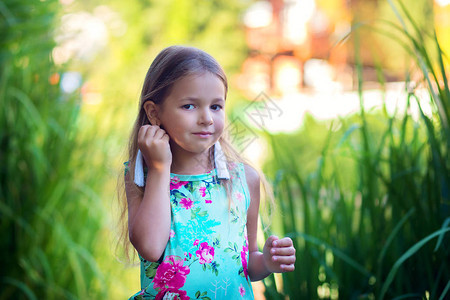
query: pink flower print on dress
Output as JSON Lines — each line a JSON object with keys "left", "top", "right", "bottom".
{"left": 241, "top": 250, "right": 249, "bottom": 280}
{"left": 235, "top": 192, "right": 244, "bottom": 202}
{"left": 199, "top": 187, "right": 206, "bottom": 197}
{"left": 205, "top": 199, "right": 212, "bottom": 204}
{"left": 170, "top": 177, "right": 188, "bottom": 190}
{"left": 239, "top": 284, "right": 246, "bottom": 296}
{"left": 169, "top": 229, "right": 175, "bottom": 239}
{"left": 196, "top": 242, "right": 215, "bottom": 264}
{"left": 153, "top": 256, "right": 190, "bottom": 290}
{"left": 243, "top": 235, "right": 249, "bottom": 252}
{"left": 193, "top": 239, "right": 199, "bottom": 246}
{"left": 180, "top": 198, "right": 193, "bottom": 210}
{"left": 241, "top": 236, "right": 249, "bottom": 280}
{"left": 155, "top": 288, "right": 189, "bottom": 300}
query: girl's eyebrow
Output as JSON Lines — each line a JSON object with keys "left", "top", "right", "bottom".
{"left": 179, "top": 97, "right": 225, "bottom": 102}
{"left": 179, "top": 97, "right": 199, "bottom": 102}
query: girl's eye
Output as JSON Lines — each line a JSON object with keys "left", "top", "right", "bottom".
{"left": 182, "top": 104, "right": 195, "bottom": 110}
{"left": 211, "top": 104, "right": 223, "bottom": 111}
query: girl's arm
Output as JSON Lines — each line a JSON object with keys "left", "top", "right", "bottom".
{"left": 126, "top": 125, "right": 172, "bottom": 262}
{"left": 245, "top": 165, "right": 296, "bottom": 281}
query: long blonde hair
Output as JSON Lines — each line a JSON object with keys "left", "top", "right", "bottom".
{"left": 116, "top": 45, "right": 273, "bottom": 262}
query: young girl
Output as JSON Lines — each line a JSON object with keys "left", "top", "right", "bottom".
{"left": 123, "top": 45, "right": 296, "bottom": 300}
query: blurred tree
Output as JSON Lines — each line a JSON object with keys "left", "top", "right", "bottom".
{"left": 1, "top": 0, "right": 107, "bottom": 299}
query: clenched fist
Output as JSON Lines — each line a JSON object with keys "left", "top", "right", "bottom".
{"left": 137, "top": 125, "right": 172, "bottom": 171}
{"left": 263, "top": 235, "right": 296, "bottom": 273}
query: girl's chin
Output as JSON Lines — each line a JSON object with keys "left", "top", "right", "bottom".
{"left": 171, "top": 141, "right": 215, "bottom": 155}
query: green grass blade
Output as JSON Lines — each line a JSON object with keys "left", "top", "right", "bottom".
{"left": 330, "top": 21, "right": 367, "bottom": 53}
{"left": 438, "top": 280, "right": 450, "bottom": 300}
{"left": 433, "top": 30, "right": 450, "bottom": 127}
{"left": 9, "top": 87, "right": 45, "bottom": 130}
{"left": 434, "top": 30, "right": 450, "bottom": 92}
{"left": 0, "top": 201, "right": 34, "bottom": 235}
{"left": 379, "top": 227, "right": 450, "bottom": 300}
{"left": 2, "top": 277, "right": 37, "bottom": 300}
{"left": 35, "top": 248, "right": 54, "bottom": 285}
{"left": 434, "top": 217, "right": 450, "bottom": 252}
{"left": 386, "top": 0, "right": 408, "bottom": 34}
{"left": 291, "top": 232, "right": 372, "bottom": 278}
{"left": 377, "top": 208, "right": 415, "bottom": 265}
{"left": 396, "top": 0, "right": 429, "bottom": 39}
{"left": 387, "top": 0, "right": 449, "bottom": 129}
{"left": 0, "top": 1, "right": 17, "bottom": 25}
{"left": 336, "top": 124, "right": 360, "bottom": 149}
{"left": 392, "top": 294, "right": 423, "bottom": 300}
{"left": 371, "top": 21, "right": 416, "bottom": 57}
{"left": 68, "top": 250, "right": 87, "bottom": 299}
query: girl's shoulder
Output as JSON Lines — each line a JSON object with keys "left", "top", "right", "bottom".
{"left": 228, "top": 161, "right": 260, "bottom": 189}
{"left": 242, "top": 163, "right": 260, "bottom": 190}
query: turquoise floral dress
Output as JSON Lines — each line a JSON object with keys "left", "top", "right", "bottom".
{"left": 128, "top": 162, "right": 255, "bottom": 300}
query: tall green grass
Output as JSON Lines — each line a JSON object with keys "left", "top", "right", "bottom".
{"left": 1, "top": 1, "right": 108, "bottom": 298}
{"left": 261, "top": 1, "right": 449, "bottom": 299}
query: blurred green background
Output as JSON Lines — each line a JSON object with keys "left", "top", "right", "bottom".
{"left": 1, "top": 0, "right": 449, "bottom": 299}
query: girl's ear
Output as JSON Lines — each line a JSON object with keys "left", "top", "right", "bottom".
{"left": 143, "top": 101, "right": 161, "bottom": 126}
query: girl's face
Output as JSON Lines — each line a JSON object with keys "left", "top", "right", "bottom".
{"left": 156, "top": 72, "right": 226, "bottom": 157}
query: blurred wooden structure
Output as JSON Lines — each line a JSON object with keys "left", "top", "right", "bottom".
{"left": 237, "top": 0, "right": 450, "bottom": 98}
{"left": 236, "top": 0, "right": 351, "bottom": 97}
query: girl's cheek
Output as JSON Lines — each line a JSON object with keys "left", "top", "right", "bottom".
{"left": 216, "top": 119, "right": 225, "bottom": 132}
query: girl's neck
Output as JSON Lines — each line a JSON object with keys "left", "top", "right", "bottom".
{"left": 170, "top": 147, "right": 213, "bottom": 175}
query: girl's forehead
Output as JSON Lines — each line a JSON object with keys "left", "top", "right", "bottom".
{"left": 166, "top": 72, "right": 226, "bottom": 99}
{"left": 177, "top": 71, "right": 223, "bottom": 86}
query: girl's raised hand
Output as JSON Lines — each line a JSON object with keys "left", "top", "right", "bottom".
{"left": 263, "top": 235, "right": 296, "bottom": 273}
{"left": 138, "top": 125, "right": 172, "bottom": 171}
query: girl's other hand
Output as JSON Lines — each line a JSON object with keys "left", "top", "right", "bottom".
{"left": 138, "top": 125, "right": 172, "bottom": 171}
{"left": 263, "top": 235, "right": 296, "bottom": 273}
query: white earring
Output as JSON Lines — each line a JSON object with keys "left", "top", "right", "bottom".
{"left": 214, "top": 141, "right": 230, "bottom": 180}
{"left": 134, "top": 150, "right": 145, "bottom": 187}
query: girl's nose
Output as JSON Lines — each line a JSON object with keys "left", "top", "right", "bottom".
{"left": 198, "top": 108, "right": 213, "bottom": 125}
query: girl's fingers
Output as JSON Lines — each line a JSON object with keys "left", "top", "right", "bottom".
{"left": 147, "top": 125, "right": 160, "bottom": 138}
{"left": 265, "top": 235, "right": 279, "bottom": 248}
{"left": 272, "top": 237, "right": 293, "bottom": 248}
{"left": 162, "top": 133, "right": 170, "bottom": 143}
{"left": 272, "top": 255, "right": 296, "bottom": 265}
{"left": 138, "top": 125, "right": 150, "bottom": 141}
{"left": 266, "top": 236, "right": 296, "bottom": 273}
{"left": 139, "top": 125, "right": 161, "bottom": 142}
{"left": 280, "top": 264, "right": 295, "bottom": 272}
{"left": 270, "top": 246, "right": 296, "bottom": 256}
{"left": 140, "top": 125, "right": 155, "bottom": 139}
{"left": 153, "top": 128, "right": 166, "bottom": 140}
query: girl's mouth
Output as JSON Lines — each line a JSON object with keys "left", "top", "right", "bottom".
{"left": 193, "top": 132, "right": 213, "bottom": 138}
